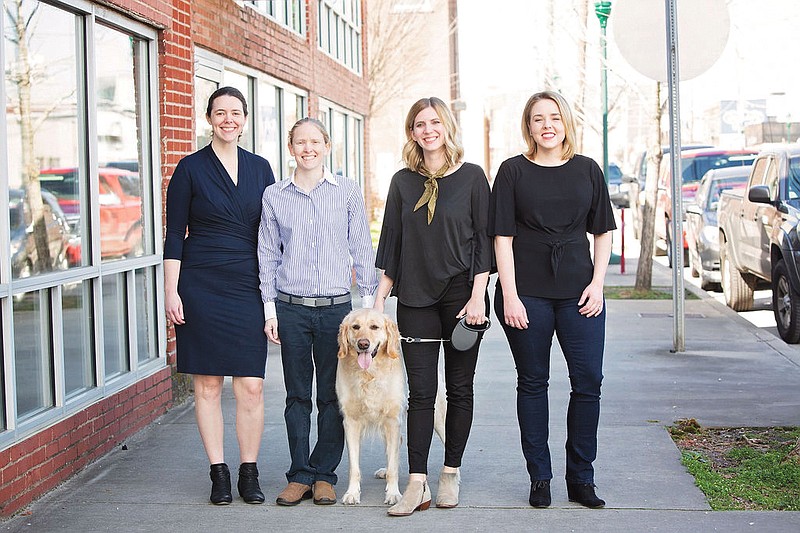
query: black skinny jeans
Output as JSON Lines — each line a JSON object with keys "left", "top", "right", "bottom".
{"left": 396, "top": 273, "right": 487, "bottom": 474}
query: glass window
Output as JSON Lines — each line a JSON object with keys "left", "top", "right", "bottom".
{"left": 102, "top": 273, "right": 129, "bottom": 378}
{"left": 282, "top": 91, "right": 305, "bottom": 179}
{"left": 195, "top": 77, "right": 218, "bottom": 150}
{"left": 5, "top": 1, "right": 81, "bottom": 276}
{"left": 318, "top": 0, "right": 362, "bottom": 73}
{"left": 95, "top": 24, "right": 147, "bottom": 263}
{"left": 13, "top": 290, "right": 53, "bottom": 420}
{"left": 223, "top": 70, "right": 254, "bottom": 152}
{"left": 243, "top": 0, "right": 304, "bottom": 34}
{"left": 331, "top": 110, "right": 346, "bottom": 176}
{"left": 63, "top": 280, "right": 95, "bottom": 397}
{"left": 256, "top": 82, "right": 280, "bottom": 177}
{"left": 788, "top": 157, "right": 800, "bottom": 201}
{"left": 134, "top": 268, "right": 158, "bottom": 364}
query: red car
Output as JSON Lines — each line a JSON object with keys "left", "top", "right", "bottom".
{"left": 655, "top": 148, "right": 758, "bottom": 267}
{"left": 38, "top": 167, "right": 143, "bottom": 261}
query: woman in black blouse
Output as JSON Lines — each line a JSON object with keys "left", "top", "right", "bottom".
{"left": 375, "top": 97, "right": 491, "bottom": 516}
{"left": 489, "top": 91, "right": 616, "bottom": 509}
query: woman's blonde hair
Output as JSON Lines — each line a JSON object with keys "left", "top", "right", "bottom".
{"left": 402, "top": 97, "right": 463, "bottom": 173}
{"left": 521, "top": 91, "right": 577, "bottom": 160}
{"left": 288, "top": 117, "right": 331, "bottom": 145}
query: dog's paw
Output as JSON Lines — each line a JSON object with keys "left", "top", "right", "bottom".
{"left": 384, "top": 490, "right": 402, "bottom": 505}
{"left": 342, "top": 491, "right": 361, "bottom": 505}
{"left": 374, "top": 467, "right": 387, "bottom": 479}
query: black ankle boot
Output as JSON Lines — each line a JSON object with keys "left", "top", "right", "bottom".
{"left": 567, "top": 482, "right": 605, "bottom": 508}
{"left": 209, "top": 463, "right": 233, "bottom": 505}
{"left": 529, "top": 480, "right": 551, "bottom": 507}
{"left": 237, "top": 462, "right": 265, "bottom": 504}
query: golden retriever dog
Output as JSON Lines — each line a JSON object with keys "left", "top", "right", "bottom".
{"left": 337, "top": 307, "right": 448, "bottom": 505}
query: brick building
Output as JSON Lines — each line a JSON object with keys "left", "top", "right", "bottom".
{"left": 0, "top": 0, "right": 369, "bottom": 516}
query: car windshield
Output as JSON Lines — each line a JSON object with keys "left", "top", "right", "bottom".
{"left": 708, "top": 177, "right": 748, "bottom": 209}
{"left": 788, "top": 157, "right": 800, "bottom": 200}
{"left": 682, "top": 154, "right": 756, "bottom": 183}
{"left": 39, "top": 171, "right": 79, "bottom": 200}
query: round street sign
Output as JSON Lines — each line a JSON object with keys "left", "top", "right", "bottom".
{"left": 612, "top": 0, "right": 729, "bottom": 82}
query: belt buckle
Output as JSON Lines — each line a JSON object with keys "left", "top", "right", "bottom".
{"left": 301, "top": 297, "right": 317, "bottom": 307}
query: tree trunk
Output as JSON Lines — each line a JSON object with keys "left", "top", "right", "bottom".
{"left": 635, "top": 82, "right": 664, "bottom": 291}
{"left": 574, "top": 0, "right": 589, "bottom": 152}
{"left": 11, "top": 0, "right": 52, "bottom": 274}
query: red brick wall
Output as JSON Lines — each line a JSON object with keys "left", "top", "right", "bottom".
{"left": 0, "top": 368, "right": 172, "bottom": 517}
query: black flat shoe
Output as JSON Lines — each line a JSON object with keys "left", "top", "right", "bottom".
{"left": 237, "top": 462, "right": 265, "bottom": 504}
{"left": 210, "top": 463, "right": 233, "bottom": 505}
{"left": 567, "top": 482, "right": 605, "bottom": 508}
{"left": 529, "top": 480, "right": 551, "bottom": 508}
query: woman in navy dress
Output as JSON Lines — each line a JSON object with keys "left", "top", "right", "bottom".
{"left": 164, "top": 87, "right": 274, "bottom": 505}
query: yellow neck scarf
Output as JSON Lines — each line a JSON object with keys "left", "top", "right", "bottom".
{"left": 413, "top": 164, "right": 449, "bottom": 225}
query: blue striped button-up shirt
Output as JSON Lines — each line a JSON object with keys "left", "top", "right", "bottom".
{"left": 258, "top": 168, "right": 378, "bottom": 319}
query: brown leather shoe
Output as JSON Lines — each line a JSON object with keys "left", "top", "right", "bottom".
{"left": 276, "top": 482, "right": 312, "bottom": 506}
{"left": 312, "top": 481, "right": 337, "bottom": 505}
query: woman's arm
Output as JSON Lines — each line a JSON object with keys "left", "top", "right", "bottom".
{"left": 495, "top": 236, "right": 528, "bottom": 329}
{"left": 164, "top": 259, "right": 184, "bottom": 325}
{"left": 578, "top": 231, "right": 612, "bottom": 317}
{"left": 373, "top": 272, "right": 394, "bottom": 314}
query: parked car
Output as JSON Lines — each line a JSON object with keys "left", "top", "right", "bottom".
{"left": 684, "top": 166, "right": 751, "bottom": 290}
{"left": 38, "top": 167, "right": 143, "bottom": 259}
{"left": 656, "top": 147, "right": 758, "bottom": 267}
{"left": 9, "top": 188, "right": 72, "bottom": 279}
{"left": 716, "top": 145, "right": 800, "bottom": 343}
{"left": 606, "top": 162, "right": 634, "bottom": 208}
{"left": 629, "top": 144, "right": 714, "bottom": 239}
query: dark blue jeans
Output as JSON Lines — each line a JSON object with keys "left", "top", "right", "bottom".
{"left": 276, "top": 299, "right": 352, "bottom": 486}
{"left": 495, "top": 291, "right": 605, "bottom": 484}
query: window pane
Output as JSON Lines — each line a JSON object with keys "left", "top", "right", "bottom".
{"left": 102, "top": 273, "right": 129, "bottom": 377}
{"left": 282, "top": 92, "right": 304, "bottom": 179}
{"left": 223, "top": 71, "right": 253, "bottom": 152}
{"left": 134, "top": 268, "right": 158, "bottom": 364}
{"left": 348, "top": 116, "right": 361, "bottom": 182}
{"left": 256, "top": 82, "right": 280, "bottom": 177}
{"left": 0, "top": 310, "right": 4, "bottom": 430}
{"left": 5, "top": 1, "right": 81, "bottom": 276}
{"left": 95, "top": 24, "right": 146, "bottom": 262}
{"left": 13, "top": 290, "right": 54, "bottom": 419}
{"left": 195, "top": 77, "right": 218, "bottom": 150}
{"left": 63, "top": 280, "right": 95, "bottom": 397}
{"left": 331, "top": 110, "right": 346, "bottom": 176}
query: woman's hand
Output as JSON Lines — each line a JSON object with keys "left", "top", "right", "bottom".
{"left": 503, "top": 295, "right": 528, "bottom": 330}
{"left": 457, "top": 296, "right": 487, "bottom": 326}
{"left": 578, "top": 281, "right": 605, "bottom": 318}
{"left": 165, "top": 291, "right": 185, "bottom": 325}
{"left": 264, "top": 318, "right": 280, "bottom": 344}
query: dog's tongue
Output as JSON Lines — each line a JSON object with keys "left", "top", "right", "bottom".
{"left": 357, "top": 352, "right": 372, "bottom": 370}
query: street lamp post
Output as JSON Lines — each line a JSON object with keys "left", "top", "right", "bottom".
{"left": 595, "top": 1, "right": 620, "bottom": 266}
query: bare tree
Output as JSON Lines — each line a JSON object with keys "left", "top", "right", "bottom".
{"left": 367, "top": 1, "right": 430, "bottom": 117}
{"left": 635, "top": 82, "right": 664, "bottom": 291}
{"left": 6, "top": 0, "right": 53, "bottom": 273}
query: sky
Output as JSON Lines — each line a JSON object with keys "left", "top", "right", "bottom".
{"left": 456, "top": 0, "right": 800, "bottom": 167}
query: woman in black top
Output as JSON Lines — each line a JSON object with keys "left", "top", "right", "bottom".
{"left": 375, "top": 97, "right": 492, "bottom": 516}
{"left": 489, "top": 91, "right": 616, "bottom": 509}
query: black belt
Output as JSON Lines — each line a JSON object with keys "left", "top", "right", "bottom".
{"left": 277, "top": 291, "right": 351, "bottom": 308}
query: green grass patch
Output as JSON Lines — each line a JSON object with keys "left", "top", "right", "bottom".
{"left": 669, "top": 420, "right": 800, "bottom": 510}
{"left": 604, "top": 286, "right": 698, "bottom": 300}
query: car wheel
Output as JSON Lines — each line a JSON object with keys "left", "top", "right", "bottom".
{"left": 720, "top": 238, "right": 754, "bottom": 311}
{"left": 772, "top": 259, "right": 800, "bottom": 343}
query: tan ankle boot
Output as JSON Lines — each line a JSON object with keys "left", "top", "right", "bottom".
{"left": 387, "top": 480, "right": 431, "bottom": 516}
{"left": 435, "top": 468, "right": 460, "bottom": 508}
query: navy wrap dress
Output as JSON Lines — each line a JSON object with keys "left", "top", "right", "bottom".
{"left": 165, "top": 144, "right": 275, "bottom": 377}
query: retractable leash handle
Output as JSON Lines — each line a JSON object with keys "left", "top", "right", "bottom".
{"left": 400, "top": 317, "right": 491, "bottom": 351}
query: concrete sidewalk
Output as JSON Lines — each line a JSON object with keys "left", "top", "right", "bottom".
{"left": 3, "top": 258, "right": 800, "bottom": 532}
